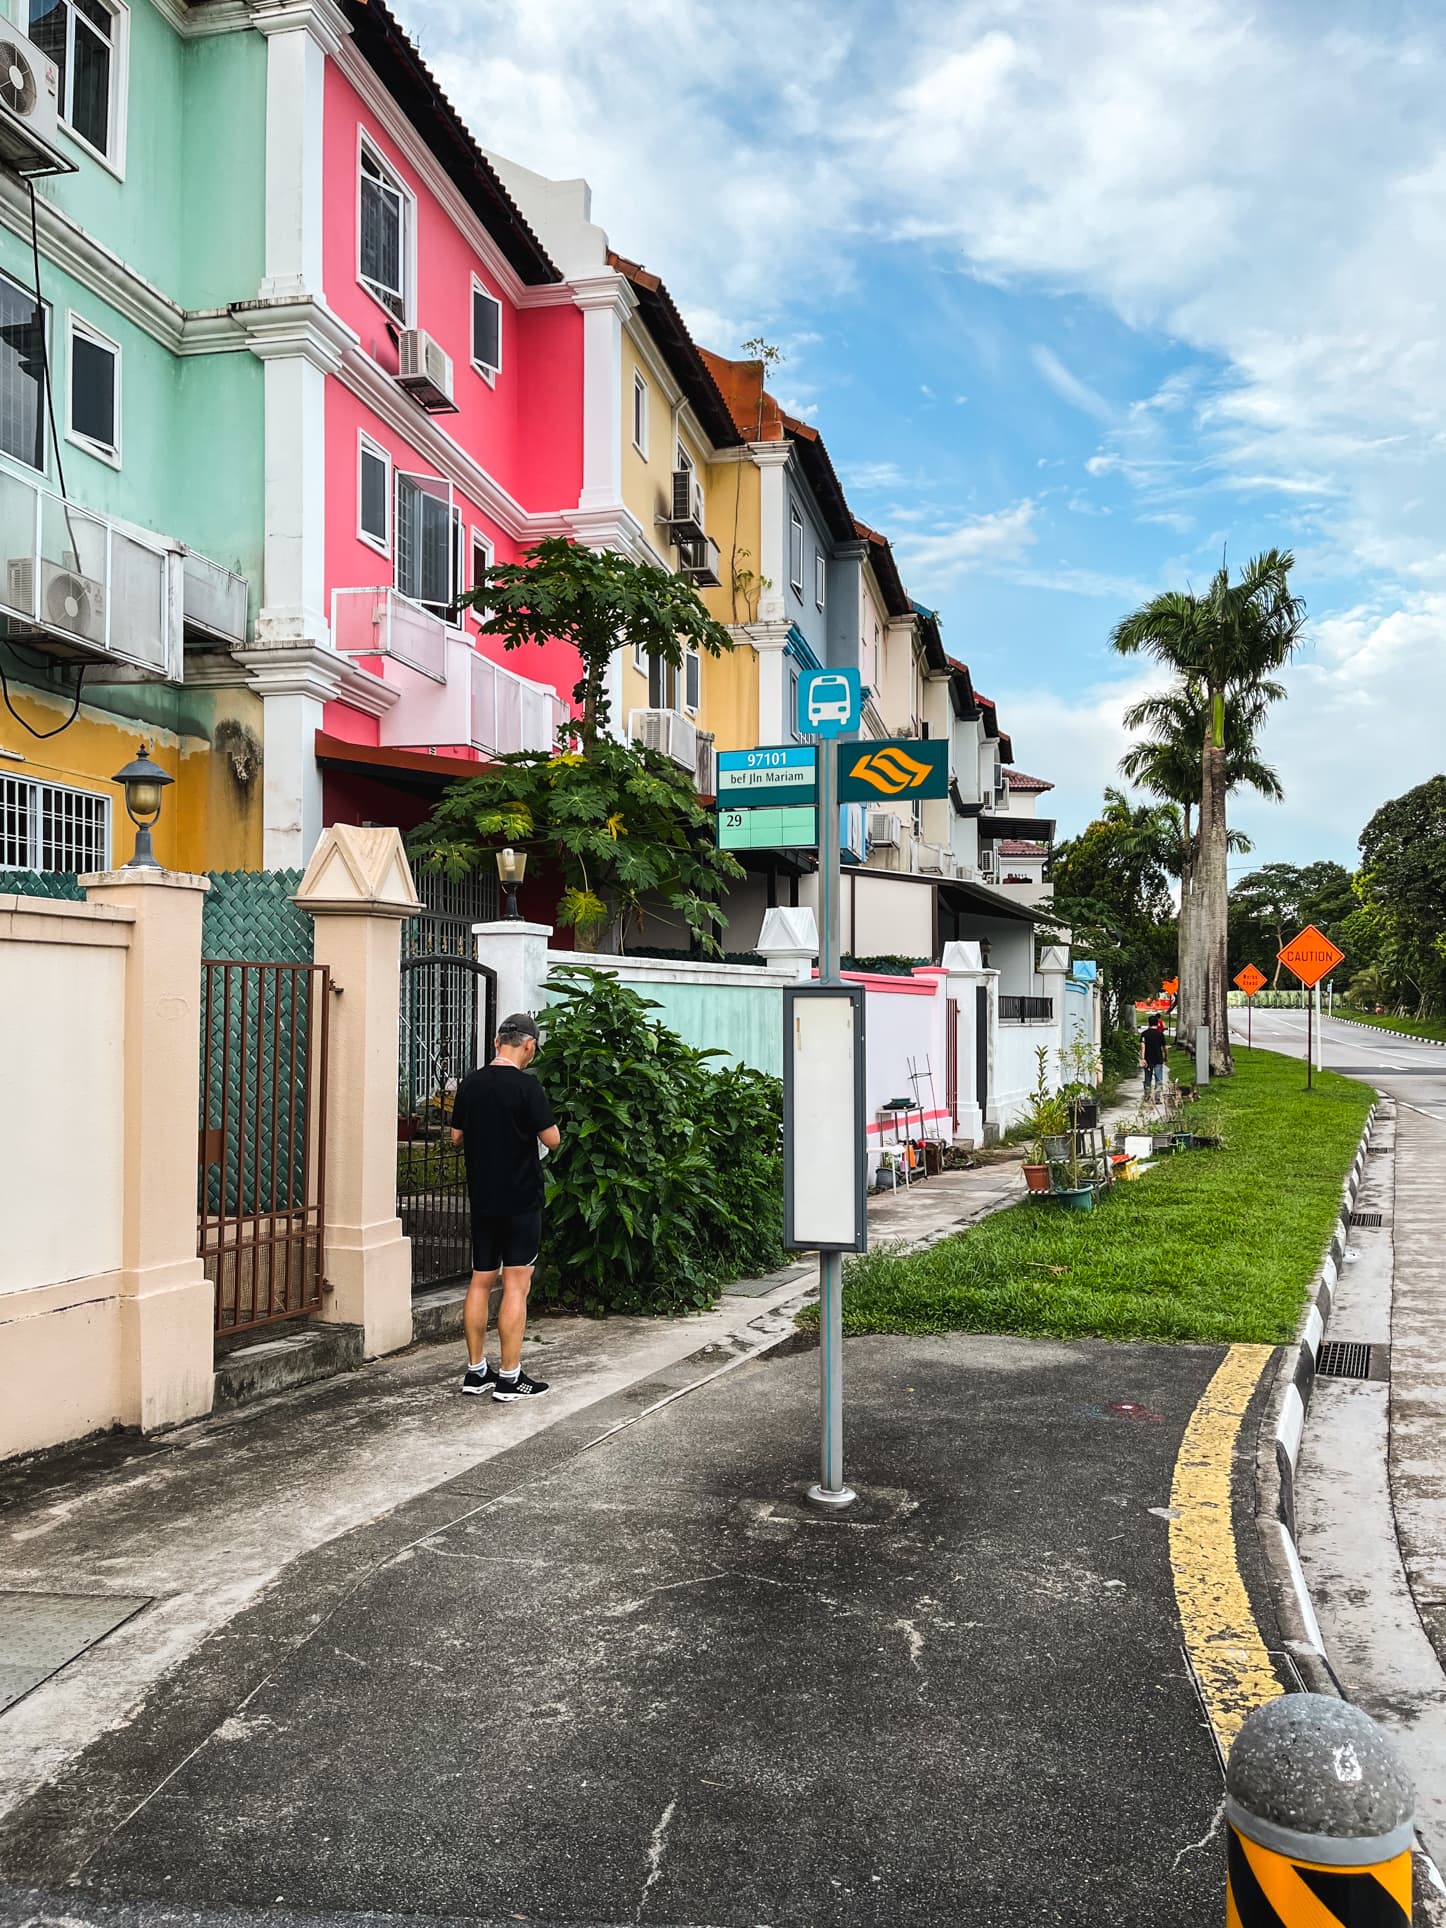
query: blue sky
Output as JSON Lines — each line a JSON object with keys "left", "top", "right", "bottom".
{"left": 398, "top": 0, "right": 1446, "bottom": 873}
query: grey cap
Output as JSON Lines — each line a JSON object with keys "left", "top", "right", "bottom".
{"left": 497, "top": 1012, "right": 540, "bottom": 1044}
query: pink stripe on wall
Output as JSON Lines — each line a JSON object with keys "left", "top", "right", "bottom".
{"left": 866, "top": 1107, "right": 952, "bottom": 1137}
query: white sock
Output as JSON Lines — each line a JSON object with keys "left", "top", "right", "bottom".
{"left": 499, "top": 1365, "right": 519, "bottom": 1382}
{"left": 468, "top": 1359, "right": 488, "bottom": 1372}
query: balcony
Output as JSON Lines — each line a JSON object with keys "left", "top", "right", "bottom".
{"left": 332, "top": 586, "right": 448, "bottom": 683}
{"left": 0, "top": 465, "right": 182, "bottom": 681}
{"left": 628, "top": 707, "right": 716, "bottom": 791}
{"left": 471, "top": 650, "right": 569, "bottom": 757}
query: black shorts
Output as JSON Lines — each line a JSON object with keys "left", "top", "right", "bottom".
{"left": 471, "top": 1211, "right": 542, "bottom": 1273}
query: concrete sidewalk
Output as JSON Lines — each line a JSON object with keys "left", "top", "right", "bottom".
{"left": 0, "top": 1328, "right": 1246, "bottom": 1926}
{"left": 0, "top": 1161, "right": 1023, "bottom": 1831}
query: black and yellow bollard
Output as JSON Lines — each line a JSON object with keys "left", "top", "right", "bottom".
{"left": 1226, "top": 1694, "right": 1415, "bottom": 1924}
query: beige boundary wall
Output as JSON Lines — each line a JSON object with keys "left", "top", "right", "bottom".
{"left": 1, "top": 873, "right": 215, "bottom": 1461}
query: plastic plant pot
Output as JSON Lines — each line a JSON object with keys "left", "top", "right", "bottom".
{"left": 1054, "top": 1186, "right": 1095, "bottom": 1212}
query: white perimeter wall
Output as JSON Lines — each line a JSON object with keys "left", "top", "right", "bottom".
{"left": 0, "top": 905, "right": 127, "bottom": 1295}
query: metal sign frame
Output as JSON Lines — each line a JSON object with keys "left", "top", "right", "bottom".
{"left": 783, "top": 983, "right": 868, "bottom": 1254}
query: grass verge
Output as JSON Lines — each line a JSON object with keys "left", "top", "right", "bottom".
{"left": 1336, "top": 1008, "right": 1446, "bottom": 1045}
{"left": 816, "top": 1046, "right": 1373, "bottom": 1345}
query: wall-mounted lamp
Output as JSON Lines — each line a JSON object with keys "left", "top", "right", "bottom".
{"left": 112, "top": 743, "right": 173, "bottom": 870}
{"left": 496, "top": 845, "right": 527, "bottom": 920}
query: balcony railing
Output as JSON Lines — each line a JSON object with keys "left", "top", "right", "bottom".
{"left": 332, "top": 586, "right": 448, "bottom": 683}
{"left": 1000, "top": 995, "right": 1054, "bottom": 1022}
{"left": 0, "top": 464, "right": 180, "bottom": 679}
{"left": 471, "top": 651, "right": 569, "bottom": 757}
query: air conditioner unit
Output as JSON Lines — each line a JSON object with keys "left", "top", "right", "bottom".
{"left": 664, "top": 469, "right": 706, "bottom": 545}
{"left": 634, "top": 707, "right": 697, "bottom": 772}
{"left": 0, "top": 27, "right": 71, "bottom": 179}
{"left": 397, "top": 329, "right": 457, "bottom": 412}
{"left": 678, "top": 535, "right": 722, "bottom": 588}
{"left": 7, "top": 558, "right": 106, "bottom": 644}
{"left": 867, "top": 810, "right": 900, "bottom": 849}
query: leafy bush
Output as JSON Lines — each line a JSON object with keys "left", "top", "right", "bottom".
{"left": 533, "top": 966, "right": 785, "bottom": 1316}
{"left": 1101, "top": 1024, "right": 1143, "bottom": 1084}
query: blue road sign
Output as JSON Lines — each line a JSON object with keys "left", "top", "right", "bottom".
{"left": 717, "top": 744, "right": 817, "bottom": 805}
{"left": 797, "top": 667, "right": 862, "bottom": 740}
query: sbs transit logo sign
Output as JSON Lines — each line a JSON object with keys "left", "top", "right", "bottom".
{"left": 838, "top": 739, "right": 949, "bottom": 802}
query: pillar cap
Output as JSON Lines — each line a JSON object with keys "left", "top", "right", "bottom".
{"left": 940, "top": 939, "right": 983, "bottom": 973}
{"left": 471, "top": 920, "right": 553, "bottom": 938}
{"left": 1227, "top": 1694, "right": 1414, "bottom": 1858}
{"left": 81, "top": 868, "right": 210, "bottom": 893}
{"left": 757, "top": 905, "right": 818, "bottom": 957}
{"left": 294, "top": 825, "right": 420, "bottom": 919}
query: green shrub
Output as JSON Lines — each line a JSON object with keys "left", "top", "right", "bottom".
{"left": 534, "top": 966, "right": 784, "bottom": 1316}
{"left": 1101, "top": 1024, "right": 1142, "bottom": 1084}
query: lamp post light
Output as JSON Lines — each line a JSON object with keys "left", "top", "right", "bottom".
{"left": 112, "top": 743, "right": 174, "bottom": 870}
{"left": 496, "top": 845, "right": 527, "bottom": 920}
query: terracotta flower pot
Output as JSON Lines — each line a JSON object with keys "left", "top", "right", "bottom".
{"left": 1023, "top": 1163, "right": 1050, "bottom": 1193}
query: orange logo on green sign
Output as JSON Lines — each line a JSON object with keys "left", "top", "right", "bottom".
{"left": 845, "top": 745, "right": 935, "bottom": 796}
{"left": 1277, "top": 926, "right": 1345, "bottom": 990}
{"left": 1234, "top": 963, "right": 1267, "bottom": 996}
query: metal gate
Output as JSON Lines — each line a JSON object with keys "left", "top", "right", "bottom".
{"left": 199, "top": 960, "right": 331, "bottom": 1336}
{"left": 398, "top": 953, "right": 496, "bottom": 1291}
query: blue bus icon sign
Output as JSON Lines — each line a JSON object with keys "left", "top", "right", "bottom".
{"left": 798, "top": 667, "right": 861, "bottom": 739}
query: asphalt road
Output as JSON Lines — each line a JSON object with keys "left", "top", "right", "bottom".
{"left": 1230, "top": 1005, "right": 1446, "bottom": 1118}
{"left": 0, "top": 1332, "right": 1271, "bottom": 1927}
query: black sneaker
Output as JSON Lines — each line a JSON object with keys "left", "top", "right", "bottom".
{"left": 492, "top": 1369, "right": 550, "bottom": 1403}
{"left": 460, "top": 1363, "right": 498, "bottom": 1395}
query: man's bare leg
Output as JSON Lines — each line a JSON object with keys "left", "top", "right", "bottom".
{"left": 496, "top": 1264, "right": 534, "bottom": 1376}
{"left": 464, "top": 1269, "right": 498, "bottom": 1368}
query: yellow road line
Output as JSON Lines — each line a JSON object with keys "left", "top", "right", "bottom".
{"left": 1170, "top": 1343, "right": 1282, "bottom": 1760}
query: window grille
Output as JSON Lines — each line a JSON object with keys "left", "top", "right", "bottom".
{"left": 0, "top": 773, "right": 111, "bottom": 871}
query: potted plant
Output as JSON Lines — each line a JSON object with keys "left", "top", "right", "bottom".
{"left": 1049, "top": 1140, "right": 1097, "bottom": 1211}
{"left": 1022, "top": 1046, "right": 1065, "bottom": 1193}
{"left": 1058, "top": 1038, "right": 1104, "bottom": 1130}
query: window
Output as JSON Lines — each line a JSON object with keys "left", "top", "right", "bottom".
{"left": 0, "top": 273, "right": 45, "bottom": 471}
{"left": 788, "top": 506, "right": 804, "bottom": 595}
{"left": 359, "top": 138, "right": 410, "bottom": 323}
{"left": 28, "top": 0, "right": 127, "bottom": 170}
{"left": 449, "top": 505, "right": 465, "bottom": 617}
{"left": 358, "top": 435, "right": 390, "bottom": 554}
{"left": 65, "top": 315, "right": 119, "bottom": 464}
{"left": 684, "top": 646, "right": 700, "bottom": 713}
{"left": 471, "top": 279, "right": 502, "bottom": 380}
{"left": 676, "top": 441, "right": 694, "bottom": 476}
{"left": 1, "top": 771, "right": 110, "bottom": 872}
{"left": 470, "top": 531, "right": 493, "bottom": 620}
{"left": 632, "top": 372, "right": 649, "bottom": 455}
{"left": 814, "top": 550, "right": 826, "bottom": 610}
{"left": 394, "top": 472, "right": 452, "bottom": 613}
{"left": 788, "top": 665, "right": 802, "bottom": 742}
{"left": 648, "top": 654, "right": 678, "bottom": 710}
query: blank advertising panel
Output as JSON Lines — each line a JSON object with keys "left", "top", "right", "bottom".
{"left": 783, "top": 984, "right": 867, "bottom": 1253}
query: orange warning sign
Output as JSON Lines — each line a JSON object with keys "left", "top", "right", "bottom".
{"left": 1276, "top": 925, "right": 1345, "bottom": 990}
{"left": 1162, "top": 977, "right": 1179, "bottom": 997}
{"left": 1234, "top": 963, "right": 1267, "bottom": 997}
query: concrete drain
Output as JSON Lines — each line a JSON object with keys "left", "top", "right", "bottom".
{"left": 1350, "top": 1211, "right": 1384, "bottom": 1228}
{"left": 0, "top": 1590, "right": 149, "bottom": 1713}
{"left": 1315, "top": 1341, "right": 1376, "bottom": 1381}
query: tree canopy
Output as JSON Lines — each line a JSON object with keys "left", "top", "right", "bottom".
{"left": 1045, "top": 787, "right": 1179, "bottom": 1022}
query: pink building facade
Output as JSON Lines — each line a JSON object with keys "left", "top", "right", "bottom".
{"left": 312, "top": 4, "right": 587, "bottom": 843}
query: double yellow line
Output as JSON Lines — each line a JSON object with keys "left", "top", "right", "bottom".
{"left": 1169, "top": 1344, "right": 1282, "bottom": 1759}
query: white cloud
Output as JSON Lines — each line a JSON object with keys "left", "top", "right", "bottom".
{"left": 839, "top": 460, "right": 906, "bottom": 492}
{"left": 1032, "top": 345, "right": 1114, "bottom": 422}
{"left": 892, "top": 500, "right": 1037, "bottom": 588}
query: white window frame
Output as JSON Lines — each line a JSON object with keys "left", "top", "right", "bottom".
{"left": 470, "top": 275, "right": 502, "bottom": 384}
{"left": 814, "top": 550, "right": 826, "bottom": 611}
{"left": 675, "top": 439, "right": 702, "bottom": 518}
{"left": 632, "top": 372, "right": 649, "bottom": 456}
{"left": 788, "top": 505, "right": 804, "bottom": 596}
{"left": 683, "top": 645, "right": 701, "bottom": 716}
{"left": 470, "top": 529, "right": 493, "bottom": 623}
{"left": 0, "top": 770, "right": 111, "bottom": 871}
{"left": 65, "top": 313, "right": 120, "bottom": 466}
{"left": 393, "top": 468, "right": 454, "bottom": 614}
{"left": 357, "top": 432, "right": 391, "bottom": 557}
{"left": 448, "top": 503, "right": 466, "bottom": 624}
{"left": 27, "top": 0, "right": 129, "bottom": 178}
{"left": 357, "top": 130, "right": 415, "bottom": 327}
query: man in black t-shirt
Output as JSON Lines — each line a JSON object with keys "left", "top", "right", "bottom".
{"left": 1141, "top": 1014, "right": 1168, "bottom": 1100}
{"left": 449, "top": 1012, "right": 560, "bottom": 1402}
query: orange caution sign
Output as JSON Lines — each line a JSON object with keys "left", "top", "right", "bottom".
{"left": 1277, "top": 925, "right": 1345, "bottom": 991}
{"left": 1163, "top": 977, "right": 1179, "bottom": 997}
{"left": 1234, "top": 963, "right": 1267, "bottom": 997}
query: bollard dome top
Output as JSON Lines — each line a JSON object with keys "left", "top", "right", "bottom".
{"left": 1227, "top": 1694, "right": 1414, "bottom": 1844}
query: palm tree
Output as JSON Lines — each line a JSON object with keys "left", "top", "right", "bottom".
{"left": 1119, "top": 684, "right": 1283, "bottom": 1045}
{"left": 1112, "top": 552, "right": 1305, "bottom": 1073}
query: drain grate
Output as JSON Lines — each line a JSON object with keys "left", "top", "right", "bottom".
{"left": 1316, "top": 1341, "right": 1373, "bottom": 1380}
{"left": 1350, "top": 1211, "right": 1384, "bottom": 1228}
{"left": 1368, "top": 1145, "right": 1390, "bottom": 1156}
